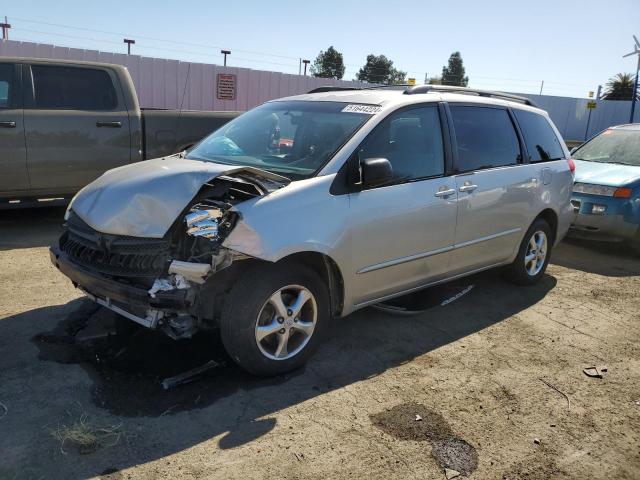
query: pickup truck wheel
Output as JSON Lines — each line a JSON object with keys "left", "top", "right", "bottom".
{"left": 220, "top": 262, "right": 330, "bottom": 376}
{"left": 504, "top": 218, "right": 553, "bottom": 286}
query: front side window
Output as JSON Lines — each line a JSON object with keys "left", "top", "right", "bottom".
{"left": 513, "top": 109, "right": 564, "bottom": 162}
{"left": 451, "top": 106, "right": 521, "bottom": 172}
{"left": 31, "top": 65, "right": 118, "bottom": 110}
{"left": 187, "top": 101, "right": 372, "bottom": 180}
{"left": 573, "top": 128, "right": 640, "bottom": 167}
{"left": 0, "top": 64, "right": 14, "bottom": 108}
{"left": 358, "top": 105, "right": 445, "bottom": 183}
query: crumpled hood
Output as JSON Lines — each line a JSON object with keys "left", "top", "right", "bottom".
{"left": 574, "top": 159, "right": 640, "bottom": 187}
{"left": 69, "top": 155, "right": 288, "bottom": 238}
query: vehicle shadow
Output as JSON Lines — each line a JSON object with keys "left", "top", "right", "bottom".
{"left": 0, "top": 206, "right": 66, "bottom": 251}
{"left": 552, "top": 238, "right": 640, "bottom": 277}
{"left": 0, "top": 270, "right": 556, "bottom": 479}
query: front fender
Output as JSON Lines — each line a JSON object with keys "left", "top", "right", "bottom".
{"left": 222, "top": 174, "right": 350, "bottom": 263}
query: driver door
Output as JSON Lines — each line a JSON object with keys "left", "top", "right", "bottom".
{"left": 346, "top": 104, "right": 458, "bottom": 306}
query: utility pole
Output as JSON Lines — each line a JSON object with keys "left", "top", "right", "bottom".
{"left": 221, "top": 50, "right": 231, "bottom": 67}
{"left": 298, "top": 58, "right": 302, "bottom": 75}
{"left": 623, "top": 35, "right": 640, "bottom": 123}
{"left": 0, "top": 16, "right": 11, "bottom": 41}
{"left": 302, "top": 59, "right": 310, "bottom": 76}
{"left": 539, "top": 80, "right": 544, "bottom": 95}
{"left": 123, "top": 38, "right": 135, "bottom": 55}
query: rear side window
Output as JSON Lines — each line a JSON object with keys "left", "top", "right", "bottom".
{"left": 513, "top": 109, "right": 564, "bottom": 162}
{"left": 31, "top": 65, "right": 117, "bottom": 111}
{"left": 450, "top": 106, "right": 521, "bottom": 172}
{"left": 0, "top": 64, "right": 15, "bottom": 108}
{"left": 359, "top": 105, "right": 445, "bottom": 183}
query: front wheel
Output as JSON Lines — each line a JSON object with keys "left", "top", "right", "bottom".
{"left": 504, "top": 219, "right": 553, "bottom": 286}
{"left": 220, "top": 262, "right": 330, "bottom": 376}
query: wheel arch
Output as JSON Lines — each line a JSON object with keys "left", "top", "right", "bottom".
{"left": 535, "top": 208, "right": 559, "bottom": 244}
{"left": 275, "top": 251, "right": 345, "bottom": 318}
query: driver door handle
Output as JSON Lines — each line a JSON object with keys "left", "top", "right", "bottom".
{"left": 459, "top": 182, "right": 478, "bottom": 193}
{"left": 96, "top": 121, "right": 122, "bottom": 128}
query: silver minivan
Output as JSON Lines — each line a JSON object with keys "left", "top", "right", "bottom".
{"left": 50, "top": 85, "right": 574, "bottom": 376}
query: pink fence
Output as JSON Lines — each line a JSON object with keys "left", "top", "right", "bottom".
{"left": 0, "top": 39, "right": 367, "bottom": 111}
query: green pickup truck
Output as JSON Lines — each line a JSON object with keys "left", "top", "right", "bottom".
{"left": 0, "top": 57, "right": 239, "bottom": 207}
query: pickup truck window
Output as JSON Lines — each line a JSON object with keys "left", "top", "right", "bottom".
{"left": 0, "top": 64, "right": 14, "bottom": 108}
{"left": 31, "top": 65, "right": 118, "bottom": 111}
{"left": 186, "top": 101, "right": 372, "bottom": 180}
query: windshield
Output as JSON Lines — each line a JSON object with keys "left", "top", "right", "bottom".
{"left": 574, "top": 128, "right": 640, "bottom": 166}
{"left": 186, "top": 100, "right": 374, "bottom": 179}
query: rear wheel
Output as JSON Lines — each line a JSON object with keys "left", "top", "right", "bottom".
{"left": 504, "top": 218, "right": 553, "bottom": 286}
{"left": 220, "top": 262, "right": 330, "bottom": 376}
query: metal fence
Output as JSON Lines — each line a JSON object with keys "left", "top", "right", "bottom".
{"left": 0, "top": 40, "right": 367, "bottom": 112}
{"left": 1, "top": 39, "right": 638, "bottom": 141}
{"left": 516, "top": 93, "right": 638, "bottom": 142}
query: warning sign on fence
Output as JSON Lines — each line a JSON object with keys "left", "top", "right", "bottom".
{"left": 217, "top": 74, "right": 236, "bottom": 100}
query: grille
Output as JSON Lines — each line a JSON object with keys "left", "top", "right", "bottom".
{"left": 61, "top": 212, "right": 170, "bottom": 278}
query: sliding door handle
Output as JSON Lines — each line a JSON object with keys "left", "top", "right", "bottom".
{"left": 96, "top": 121, "right": 122, "bottom": 128}
{"left": 0, "top": 121, "right": 16, "bottom": 128}
{"left": 435, "top": 187, "right": 456, "bottom": 198}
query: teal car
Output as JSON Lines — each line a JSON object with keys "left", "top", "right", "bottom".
{"left": 570, "top": 124, "right": 640, "bottom": 250}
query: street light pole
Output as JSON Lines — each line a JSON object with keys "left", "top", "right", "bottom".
{"left": 302, "top": 59, "right": 310, "bottom": 76}
{"left": 221, "top": 50, "right": 231, "bottom": 67}
{"left": 0, "top": 16, "right": 11, "bottom": 40}
{"left": 623, "top": 35, "right": 640, "bottom": 123}
{"left": 123, "top": 39, "right": 135, "bottom": 55}
{"left": 630, "top": 54, "right": 640, "bottom": 123}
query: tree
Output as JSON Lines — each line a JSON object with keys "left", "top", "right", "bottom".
{"left": 310, "top": 46, "right": 345, "bottom": 80}
{"left": 441, "top": 51, "right": 468, "bottom": 86}
{"left": 356, "top": 54, "right": 406, "bottom": 85}
{"left": 602, "top": 73, "right": 638, "bottom": 100}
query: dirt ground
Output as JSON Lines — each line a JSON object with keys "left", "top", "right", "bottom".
{"left": 1, "top": 207, "right": 639, "bottom": 480}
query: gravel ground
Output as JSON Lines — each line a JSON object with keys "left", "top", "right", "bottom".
{"left": 1, "top": 207, "right": 639, "bottom": 480}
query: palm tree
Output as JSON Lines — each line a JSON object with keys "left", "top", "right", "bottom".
{"left": 602, "top": 73, "right": 638, "bottom": 100}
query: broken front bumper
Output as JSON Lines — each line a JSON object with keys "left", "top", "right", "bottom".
{"left": 50, "top": 246, "right": 191, "bottom": 329}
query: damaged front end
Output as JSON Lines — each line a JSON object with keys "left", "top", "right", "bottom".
{"left": 50, "top": 168, "right": 288, "bottom": 340}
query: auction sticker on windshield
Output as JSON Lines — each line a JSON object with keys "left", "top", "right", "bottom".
{"left": 341, "top": 104, "right": 383, "bottom": 114}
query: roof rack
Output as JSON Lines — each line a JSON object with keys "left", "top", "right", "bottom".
{"left": 403, "top": 85, "right": 537, "bottom": 107}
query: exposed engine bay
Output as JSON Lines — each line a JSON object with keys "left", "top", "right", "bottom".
{"left": 52, "top": 169, "right": 288, "bottom": 341}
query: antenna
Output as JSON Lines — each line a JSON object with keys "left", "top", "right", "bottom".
{"left": 623, "top": 35, "right": 640, "bottom": 123}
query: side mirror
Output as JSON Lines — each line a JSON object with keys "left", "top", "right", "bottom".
{"left": 361, "top": 158, "right": 394, "bottom": 188}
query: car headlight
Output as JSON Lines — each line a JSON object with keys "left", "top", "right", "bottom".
{"left": 573, "top": 183, "right": 631, "bottom": 198}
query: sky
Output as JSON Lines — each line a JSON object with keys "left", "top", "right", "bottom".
{"left": 4, "top": 0, "right": 640, "bottom": 98}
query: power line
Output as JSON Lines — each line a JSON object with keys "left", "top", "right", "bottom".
{"left": 7, "top": 16, "right": 596, "bottom": 94}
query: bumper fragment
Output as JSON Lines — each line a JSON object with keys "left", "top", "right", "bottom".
{"left": 49, "top": 246, "right": 191, "bottom": 327}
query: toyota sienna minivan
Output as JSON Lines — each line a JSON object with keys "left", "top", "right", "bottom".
{"left": 50, "top": 85, "right": 574, "bottom": 376}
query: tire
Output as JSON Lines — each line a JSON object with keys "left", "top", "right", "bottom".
{"left": 220, "top": 261, "right": 330, "bottom": 376}
{"left": 504, "top": 218, "right": 553, "bottom": 286}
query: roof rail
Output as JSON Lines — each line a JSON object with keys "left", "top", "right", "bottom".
{"left": 404, "top": 85, "right": 537, "bottom": 107}
{"left": 307, "top": 86, "right": 363, "bottom": 94}
{"left": 307, "top": 85, "right": 407, "bottom": 94}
